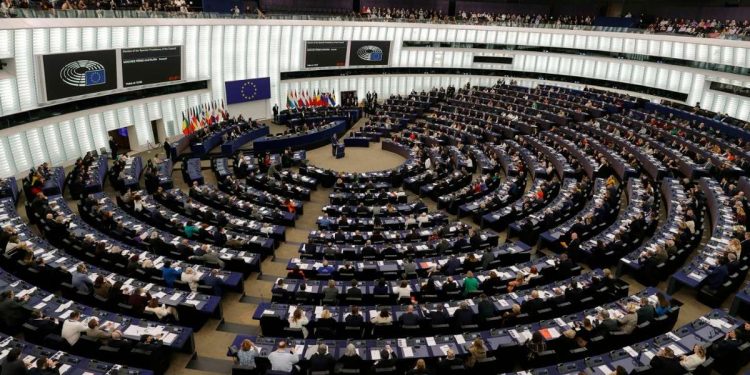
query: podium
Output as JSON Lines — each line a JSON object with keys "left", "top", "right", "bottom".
{"left": 332, "top": 143, "right": 345, "bottom": 159}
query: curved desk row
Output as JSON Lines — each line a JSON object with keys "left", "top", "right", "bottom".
{"left": 253, "top": 121, "right": 347, "bottom": 153}
{"left": 220, "top": 126, "right": 270, "bottom": 155}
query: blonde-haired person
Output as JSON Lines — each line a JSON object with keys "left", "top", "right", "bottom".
{"left": 337, "top": 343, "right": 362, "bottom": 372}
{"left": 181, "top": 267, "right": 201, "bottom": 292}
{"left": 617, "top": 302, "right": 638, "bottom": 334}
{"left": 465, "top": 338, "right": 487, "bottom": 368}
{"left": 406, "top": 359, "right": 430, "bottom": 375}
{"left": 680, "top": 344, "right": 706, "bottom": 371}
{"left": 288, "top": 307, "right": 309, "bottom": 338}
{"left": 316, "top": 308, "right": 336, "bottom": 336}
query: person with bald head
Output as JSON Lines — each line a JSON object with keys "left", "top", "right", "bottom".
{"left": 267, "top": 340, "right": 299, "bottom": 373}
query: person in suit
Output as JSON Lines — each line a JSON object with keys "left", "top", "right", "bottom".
{"left": 347, "top": 279, "right": 362, "bottom": 296}
{"left": 702, "top": 256, "right": 729, "bottom": 291}
{"left": 71, "top": 264, "right": 94, "bottom": 294}
{"left": 594, "top": 310, "right": 619, "bottom": 336}
{"left": 373, "top": 347, "right": 397, "bottom": 370}
{"left": 429, "top": 305, "right": 450, "bottom": 325}
{"left": 28, "top": 356, "right": 58, "bottom": 375}
{"left": 345, "top": 306, "right": 364, "bottom": 326}
{"left": 212, "top": 227, "right": 228, "bottom": 246}
{"left": 337, "top": 343, "right": 362, "bottom": 371}
{"left": 127, "top": 288, "right": 152, "bottom": 312}
{"left": 442, "top": 277, "right": 458, "bottom": 293}
{"left": 398, "top": 305, "right": 420, "bottom": 326}
{"left": 0, "top": 290, "right": 31, "bottom": 328}
{"left": 636, "top": 296, "right": 655, "bottom": 324}
{"left": 1, "top": 348, "right": 29, "bottom": 375}
{"left": 272, "top": 104, "right": 279, "bottom": 122}
{"left": 437, "top": 348, "right": 463, "bottom": 374}
{"left": 372, "top": 278, "right": 389, "bottom": 295}
{"left": 521, "top": 290, "right": 546, "bottom": 315}
{"left": 617, "top": 302, "right": 638, "bottom": 334}
{"left": 480, "top": 247, "right": 495, "bottom": 269}
{"left": 453, "top": 301, "right": 475, "bottom": 327}
{"left": 649, "top": 347, "right": 684, "bottom": 375}
{"left": 441, "top": 256, "right": 461, "bottom": 275}
{"left": 27, "top": 310, "right": 60, "bottom": 338}
{"left": 308, "top": 343, "right": 335, "bottom": 373}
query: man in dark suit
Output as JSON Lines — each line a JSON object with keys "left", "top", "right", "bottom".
{"left": 361, "top": 241, "right": 377, "bottom": 258}
{"left": 648, "top": 347, "right": 684, "bottom": 375}
{"left": 334, "top": 230, "right": 346, "bottom": 243}
{"left": 636, "top": 297, "right": 655, "bottom": 324}
{"left": 557, "top": 253, "right": 575, "bottom": 277}
{"left": 477, "top": 294, "right": 496, "bottom": 322}
{"left": 347, "top": 279, "right": 362, "bottom": 295}
{"left": 441, "top": 256, "right": 461, "bottom": 276}
{"left": 429, "top": 305, "right": 450, "bottom": 325}
{"left": 594, "top": 310, "right": 619, "bottom": 336}
{"left": 453, "top": 302, "right": 475, "bottom": 327}
{"left": 441, "top": 277, "right": 458, "bottom": 293}
{"left": 27, "top": 310, "right": 59, "bottom": 338}
{"left": 213, "top": 227, "right": 228, "bottom": 246}
{"left": 308, "top": 343, "right": 335, "bottom": 373}
{"left": 398, "top": 305, "right": 420, "bottom": 326}
{"left": 521, "top": 290, "right": 546, "bottom": 315}
{"left": 344, "top": 306, "right": 364, "bottom": 326}
{"left": 437, "top": 349, "right": 463, "bottom": 375}
{"left": 703, "top": 256, "right": 729, "bottom": 291}
{"left": 0, "top": 290, "right": 31, "bottom": 328}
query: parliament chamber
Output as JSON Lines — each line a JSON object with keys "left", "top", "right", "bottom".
{"left": 2, "top": 0, "right": 750, "bottom": 374}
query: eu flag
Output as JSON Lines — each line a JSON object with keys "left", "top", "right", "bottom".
{"left": 225, "top": 77, "right": 271, "bottom": 104}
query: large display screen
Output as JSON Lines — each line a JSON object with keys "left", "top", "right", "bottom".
{"left": 41, "top": 49, "right": 118, "bottom": 101}
{"left": 305, "top": 41, "right": 348, "bottom": 68}
{"left": 121, "top": 46, "right": 182, "bottom": 88}
{"left": 348, "top": 41, "right": 391, "bottom": 66}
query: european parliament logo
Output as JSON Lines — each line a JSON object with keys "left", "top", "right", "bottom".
{"left": 60, "top": 60, "right": 107, "bottom": 87}
{"left": 356, "top": 45, "right": 383, "bottom": 62}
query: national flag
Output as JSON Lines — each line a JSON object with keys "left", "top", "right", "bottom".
{"left": 297, "top": 90, "right": 304, "bottom": 108}
{"left": 329, "top": 93, "right": 337, "bottom": 107}
{"left": 181, "top": 114, "right": 190, "bottom": 135}
{"left": 287, "top": 92, "right": 295, "bottom": 109}
{"left": 225, "top": 77, "right": 272, "bottom": 104}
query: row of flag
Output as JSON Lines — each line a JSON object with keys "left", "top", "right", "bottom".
{"left": 286, "top": 90, "right": 337, "bottom": 109}
{"left": 181, "top": 100, "right": 230, "bottom": 136}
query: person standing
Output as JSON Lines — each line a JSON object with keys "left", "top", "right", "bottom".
{"left": 272, "top": 103, "right": 279, "bottom": 123}
{"left": 109, "top": 136, "right": 118, "bottom": 159}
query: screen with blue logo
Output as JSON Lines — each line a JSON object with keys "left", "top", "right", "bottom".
{"left": 41, "top": 49, "right": 118, "bottom": 101}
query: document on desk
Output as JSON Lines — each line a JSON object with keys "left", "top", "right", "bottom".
{"left": 439, "top": 345, "right": 451, "bottom": 355}
{"left": 162, "top": 332, "right": 177, "bottom": 345}
{"left": 623, "top": 346, "right": 639, "bottom": 357}
{"left": 596, "top": 365, "right": 613, "bottom": 375}
{"left": 58, "top": 364, "right": 71, "bottom": 374}
{"left": 454, "top": 334, "right": 466, "bottom": 344}
{"left": 426, "top": 337, "right": 436, "bottom": 346}
{"left": 370, "top": 349, "right": 381, "bottom": 361}
{"left": 294, "top": 344, "right": 305, "bottom": 355}
{"left": 401, "top": 346, "right": 414, "bottom": 357}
